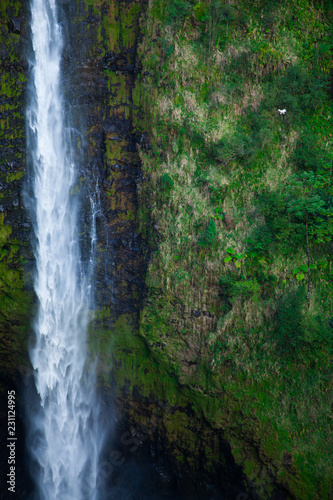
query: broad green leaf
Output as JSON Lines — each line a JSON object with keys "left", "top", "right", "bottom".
{"left": 235, "top": 261, "right": 241, "bottom": 269}
{"left": 296, "top": 273, "right": 305, "bottom": 281}
{"left": 299, "top": 265, "right": 308, "bottom": 272}
{"left": 224, "top": 256, "right": 232, "bottom": 263}
{"left": 292, "top": 268, "right": 300, "bottom": 275}
{"left": 226, "top": 248, "right": 235, "bottom": 255}
{"left": 310, "top": 264, "right": 317, "bottom": 270}
{"left": 235, "top": 254, "right": 243, "bottom": 260}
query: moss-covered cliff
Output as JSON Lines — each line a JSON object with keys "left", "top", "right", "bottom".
{"left": 128, "top": 0, "right": 333, "bottom": 498}
{"left": 0, "top": 0, "right": 33, "bottom": 388}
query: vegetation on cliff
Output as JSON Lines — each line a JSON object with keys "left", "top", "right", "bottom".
{"left": 134, "top": 0, "right": 333, "bottom": 497}
{"left": 0, "top": 0, "right": 33, "bottom": 385}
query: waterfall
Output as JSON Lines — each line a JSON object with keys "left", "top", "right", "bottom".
{"left": 26, "top": 0, "right": 103, "bottom": 499}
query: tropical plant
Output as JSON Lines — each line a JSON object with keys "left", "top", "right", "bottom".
{"left": 292, "top": 263, "right": 317, "bottom": 281}
{"left": 224, "top": 248, "right": 245, "bottom": 269}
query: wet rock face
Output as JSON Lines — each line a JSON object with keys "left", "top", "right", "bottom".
{"left": 0, "top": 0, "right": 30, "bottom": 235}
{"left": 0, "top": 5, "right": 32, "bottom": 367}
{"left": 60, "top": 0, "right": 147, "bottom": 324}
{"left": 105, "top": 389, "right": 250, "bottom": 500}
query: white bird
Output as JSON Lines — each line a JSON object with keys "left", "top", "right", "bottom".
{"left": 278, "top": 109, "right": 287, "bottom": 115}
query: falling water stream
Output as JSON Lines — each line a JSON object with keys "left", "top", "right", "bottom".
{"left": 27, "top": 0, "right": 102, "bottom": 498}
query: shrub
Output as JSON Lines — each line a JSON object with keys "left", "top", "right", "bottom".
{"left": 199, "top": 1, "right": 238, "bottom": 50}
{"left": 230, "top": 279, "right": 260, "bottom": 301}
{"left": 211, "top": 130, "right": 254, "bottom": 167}
{"left": 166, "top": 0, "right": 193, "bottom": 26}
{"left": 292, "top": 132, "right": 331, "bottom": 172}
{"left": 274, "top": 289, "right": 305, "bottom": 358}
{"left": 219, "top": 276, "right": 260, "bottom": 305}
{"left": 301, "top": 312, "right": 333, "bottom": 350}
{"left": 224, "top": 248, "right": 244, "bottom": 269}
{"left": 219, "top": 275, "right": 234, "bottom": 313}
{"left": 219, "top": 275, "right": 234, "bottom": 297}
{"left": 193, "top": 2, "right": 208, "bottom": 23}
{"left": 197, "top": 218, "right": 217, "bottom": 247}
{"left": 160, "top": 173, "right": 174, "bottom": 201}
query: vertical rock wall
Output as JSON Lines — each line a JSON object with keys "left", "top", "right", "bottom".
{"left": 0, "top": 2, "right": 34, "bottom": 498}
{"left": 57, "top": 0, "right": 148, "bottom": 376}
{"left": 0, "top": 0, "right": 32, "bottom": 389}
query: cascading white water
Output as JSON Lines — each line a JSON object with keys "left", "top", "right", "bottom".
{"left": 27, "top": 0, "right": 102, "bottom": 499}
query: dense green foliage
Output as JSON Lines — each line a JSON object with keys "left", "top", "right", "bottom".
{"left": 134, "top": 0, "right": 333, "bottom": 497}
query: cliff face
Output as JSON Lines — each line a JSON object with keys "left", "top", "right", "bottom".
{"left": 60, "top": 0, "right": 146, "bottom": 321}
{"left": 0, "top": 2, "right": 35, "bottom": 498}
{"left": 129, "top": 1, "right": 333, "bottom": 499}
{"left": 0, "top": 0, "right": 332, "bottom": 499}
{"left": 0, "top": 0, "right": 32, "bottom": 390}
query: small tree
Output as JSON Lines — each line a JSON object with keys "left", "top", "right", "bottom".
{"left": 286, "top": 171, "right": 332, "bottom": 301}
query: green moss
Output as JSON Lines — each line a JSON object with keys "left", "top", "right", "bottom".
{"left": 90, "top": 309, "right": 184, "bottom": 406}
{"left": 0, "top": 215, "right": 33, "bottom": 386}
{"left": 0, "top": 0, "right": 20, "bottom": 17}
